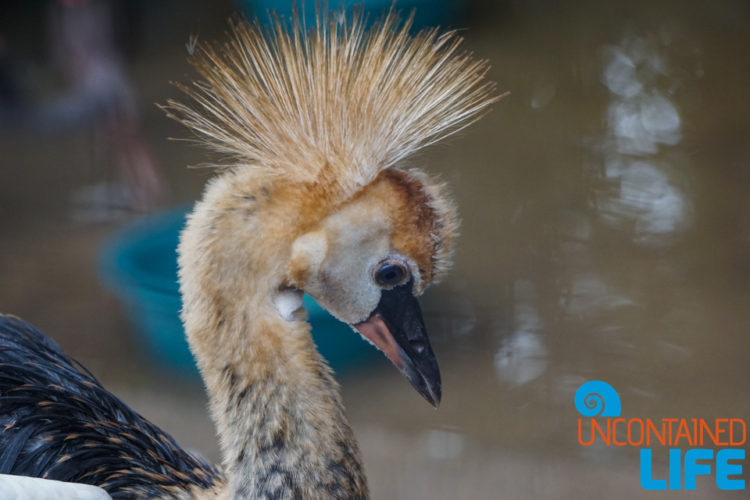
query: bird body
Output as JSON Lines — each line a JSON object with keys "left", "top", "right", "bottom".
{"left": 1, "top": 8, "right": 497, "bottom": 499}
{"left": 0, "top": 314, "right": 219, "bottom": 499}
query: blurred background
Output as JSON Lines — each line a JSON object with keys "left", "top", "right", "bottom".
{"left": 1, "top": 0, "right": 749, "bottom": 498}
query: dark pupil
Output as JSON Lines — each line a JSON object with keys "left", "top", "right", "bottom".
{"left": 377, "top": 264, "right": 404, "bottom": 285}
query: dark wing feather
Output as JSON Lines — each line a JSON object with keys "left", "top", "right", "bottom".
{"left": 0, "top": 314, "right": 221, "bottom": 498}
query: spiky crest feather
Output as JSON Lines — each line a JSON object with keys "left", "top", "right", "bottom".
{"left": 163, "top": 8, "right": 499, "bottom": 192}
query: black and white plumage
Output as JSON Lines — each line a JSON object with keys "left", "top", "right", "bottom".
{"left": 0, "top": 314, "right": 220, "bottom": 499}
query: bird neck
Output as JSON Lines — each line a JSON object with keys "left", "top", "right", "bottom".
{"left": 178, "top": 174, "right": 367, "bottom": 499}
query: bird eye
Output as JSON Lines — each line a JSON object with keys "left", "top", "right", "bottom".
{"left": 374, "top": 262, "right": 408, "bottom": 287}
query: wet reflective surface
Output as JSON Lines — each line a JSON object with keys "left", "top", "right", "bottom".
{"left": 1, "top": 0, "right": 749, "bottom": 498}
{"left": 391, "top": 2, "right": 750, "bottom": 496}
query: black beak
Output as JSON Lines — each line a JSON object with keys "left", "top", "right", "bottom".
{"left": 353, "top": 280, "right": 441, "bottom": 407}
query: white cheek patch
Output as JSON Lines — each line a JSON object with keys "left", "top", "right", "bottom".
{"left": 273, "top": 288, "right": 304, "bottom": 321}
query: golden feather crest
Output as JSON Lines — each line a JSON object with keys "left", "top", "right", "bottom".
{"left": 164, "top": 8, "right": 499, "bottom": 189}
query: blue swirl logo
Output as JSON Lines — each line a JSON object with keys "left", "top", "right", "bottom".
{"left": 574, "top": 380, "right": 621, "bottom": 417}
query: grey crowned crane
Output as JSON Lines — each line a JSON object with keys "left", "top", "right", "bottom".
{"left": 0, "top": 8, "right": 497, "bottom": 499}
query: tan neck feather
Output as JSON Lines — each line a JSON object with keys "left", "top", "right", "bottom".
{"left": 178, "top": 171, "right": 367, "bottom": 499}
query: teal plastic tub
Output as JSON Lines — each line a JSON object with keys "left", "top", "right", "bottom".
{"left": 99, "top": 207, "right": 378, "bottom": 375}
{"left": 239, "top": 0, "right": 467, "bottom": 30}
